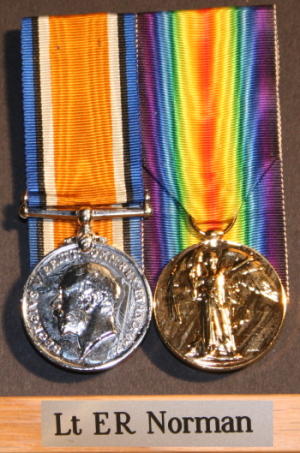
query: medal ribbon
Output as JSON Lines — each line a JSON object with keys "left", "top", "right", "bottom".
{"left": 22, "top": 14, "right": 144, "bottom": 268}
{"left": 21, "top": 7, "right": 288, "bottom": 292}
{"left": 138, "top": 6, "right": 288, "bottom": 288}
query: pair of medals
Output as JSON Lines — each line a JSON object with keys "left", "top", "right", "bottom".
{"left": 20, "top": 11, "right": 286, "bottom": 373}
{"left": 20, "top": 198, "right": 286, "bottom": 372}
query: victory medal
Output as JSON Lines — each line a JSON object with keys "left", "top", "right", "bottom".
{"left": 154, "top": 218, "right": 287, "bottom": 372}
{"left": 139, "top": 7, "right": 288, "bottom": 372}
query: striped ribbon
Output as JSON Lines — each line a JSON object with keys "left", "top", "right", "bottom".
{"left": 21, "top": 7, "right": 287, "bottom": 293}
{"left": 21, "top": 13, "right": 144, "bottom": 269}
{"left": 138, "top": 6, "right": 287, "bottom": 289}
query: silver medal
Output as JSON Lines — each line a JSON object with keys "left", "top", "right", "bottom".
{"left": 21, "top": 204, "right": 152, "bottom": 371}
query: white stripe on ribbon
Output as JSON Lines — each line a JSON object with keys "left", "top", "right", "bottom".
{"left": 43, "top": 219, "right": 55, "bottom": 256}
{"left": 107, "top": 13, "right": 126, "bottom": 251}
{"left": 38, "top": 16, "right": 56, "bottom": 254}
{"left": 112, "top": 218, "right": 124, "bottom": 251}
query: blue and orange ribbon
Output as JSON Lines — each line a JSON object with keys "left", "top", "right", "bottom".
{"left": 22, "top": 13, "right": 144, "bottom": 268}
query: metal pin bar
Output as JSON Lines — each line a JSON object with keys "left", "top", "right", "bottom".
{"left": 19, "top": 191, "right": 153, "bottom": 220}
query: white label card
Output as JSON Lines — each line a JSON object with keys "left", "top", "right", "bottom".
{"left": 42, "top": 399, "right": 273, "bottom": 448}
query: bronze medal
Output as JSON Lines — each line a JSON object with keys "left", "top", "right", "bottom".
{"left": 154, "top": 224, "right": 286, "bottom": 372}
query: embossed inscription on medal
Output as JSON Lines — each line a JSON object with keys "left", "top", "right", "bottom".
{"left": 154, "top": 239, "right": 286, "bottom": 371}
{"left": 22, "top": 243, "right": 152, "bottom": 371}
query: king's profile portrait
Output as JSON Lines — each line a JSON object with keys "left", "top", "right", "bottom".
{"left": 51, "top": 262, "right": 121, "bottom": 358}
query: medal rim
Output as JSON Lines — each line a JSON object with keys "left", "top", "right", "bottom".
{"left": 153, "top": 238, "right": 287, "bottom": 372}
{"left": 22, "top": 241, "right": 152, "bottom": 372}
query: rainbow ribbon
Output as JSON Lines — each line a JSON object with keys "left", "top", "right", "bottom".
{"left": 138, "top": 6, "right": 287, "bottom": 289}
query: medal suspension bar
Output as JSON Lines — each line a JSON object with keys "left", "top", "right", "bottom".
{"left": 19, "top": 191, "right": 153, "bottom": 221}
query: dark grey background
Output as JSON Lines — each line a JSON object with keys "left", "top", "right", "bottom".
{"left": 0, "top": 0, "right": 299, "bottom": 396}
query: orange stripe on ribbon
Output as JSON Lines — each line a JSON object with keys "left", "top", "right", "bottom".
{"left": 48, "top": 14, "right": 118, "bottom": 247}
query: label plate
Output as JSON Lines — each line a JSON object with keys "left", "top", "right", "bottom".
{"left": 42, "top": 399, "right": 273, "bottom": 448}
